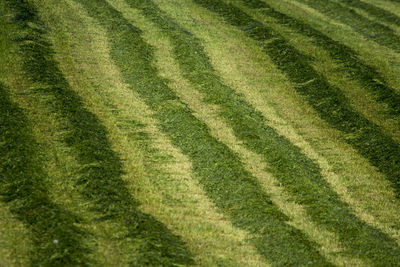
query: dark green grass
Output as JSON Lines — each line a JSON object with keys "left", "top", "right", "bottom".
{"left": 239, "top": 0, "right": 400, "bottom": 118}
{"left": 193, "top": 0, "right": 400, "bottom": 197}
{"left": 292, "top": 0, "right": 400, "bottom": 53}
{"left": 75, "top": 0, "right": 334, "bottom": 265}
{"left": 336, "top": 0, "right": 400, "bottom": 27}
{"left": 6, "top": 0, "right": 193, "bottom": 266}
{"left": 0, "top": 81, "right": 91, "bottom": 266}
{"left": 120, "top": 0, "right": 400, "bottom": 264}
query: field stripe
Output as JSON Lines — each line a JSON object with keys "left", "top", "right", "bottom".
{"left": 75, "top": 0, "right": 334, "bottom": 265}
{"left": 193, "top": 0, "right": 400, "bottom": 196}
{"left": 115, "top": 0, "right": 400, "bottom": 264}
{"left": 46, "top": 1, "right": 268, "bottom": 265}
{"left": 291, "top": 0, "right": 400, "bottom": 53}
{"left": 133, "top": 8, "right": 366, "bottom": 263}
{"left": 335, "top": 0, "right": 400, "bottom": 27}
{"left": 11, "top": 1, "right": 194, "bottom": 266}
{"left": 177, "top": 2, "right": 400, "bottom": 245}
{"left": 0, "top": 80, "right": 91, "bottom": 265}
{"left": 163, "top": 0, "right": 400, "bottom": 264}
{"left": 277, "top": 0, "right": 400, "bottom": 94}
{"left": 238, "top": 0, "right": 400, "bottom": 122}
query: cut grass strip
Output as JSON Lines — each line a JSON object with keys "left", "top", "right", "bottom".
{"left": 106, "top": 0, "right": 400, "bottom": 264}
{"left": 45, "top": 1, "right": 267, "bottom": 265}
{"left": 181, "top": 2, "right": 400, "bottom": 244}
{"left": 9, "top": 0, "right": 193, "bottom": 265}
{"left": 136, "top": 0, "right": 400, "bottom": 264}
{"left": 335, "top": 0, "right": 400, "bottom": 27}
{"left": 0, "top": 81, "right": 91, "bottom": 266}
{"left": 3, "top": 1, "right": 135, "bottom": 265}
{"left": 238, "top": 0, "right": 400, "bottom": 120}
{"left": 76, "top": 0, "right": 333, "bottom": 265}
{"left": 193, "top": 0, "right": 400, "bottom": 196}
{"left": 173, "top": 0, "right": 400, "bottom": 245}
{"left": 292, "top": 0, "right": 400, "bottom": 53}
{"left": 276, "top": 0, "right": 400, "bottom": 94}
{"left": 137, "top": 10, "right": 364, "bottom": 264}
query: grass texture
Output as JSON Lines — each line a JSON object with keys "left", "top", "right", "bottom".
{"left": 240, "top": 0, "right": 400, "bottom": 118}
{"left": 1, "top": 0, "right": 399, "bottom": 265}
{"left": 292, "top": 0, "right": 400, "bottom": 53}
{"left": 192, "top": 0, "right": 400, "bottom": 200}
{"left": 336, "top": 0, "right": 400, "bottom": 28}
{"left": 118, "top": 0, "right": 400, "bottom": 264}
{"left": 0, "top": 79, "right": 91, "bottom": 266}
{"left": 4, "top": 0, "right": 193, "bottom": 265}
{"left": 74, "top": 0, "right": 335, "bottom": 265}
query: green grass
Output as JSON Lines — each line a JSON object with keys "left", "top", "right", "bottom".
{"left": 238, "top": 0, "right": 400, "bottom": 118}
{"left": 0, "top": 79, "right": 91, "bottom": 266}
{"left": 107, "top": 0, "right": 400, "bottom": 264}
{"left": 335, "top": 0, "right": 400, "bottom": 28}
{"left": 292, "top": 0, "right": 400, "bottom": 53}
{"left": 43, "top": 1, "right": 270, "bottom": 264}
{"left": 192, "top": 0, "right": 400, "bottom": 199}
{"left": 4, "top": 0, "right": 193, "bottom": 265}
{"left": 74, "top": 0, "right": 335, "bottom": 265}
{"left": 1, "top": 0, "right": 400, "bottom": 265}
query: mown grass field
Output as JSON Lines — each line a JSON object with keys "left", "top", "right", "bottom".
{"left": 1, "top": 0, "right": 400, "bottom": 266}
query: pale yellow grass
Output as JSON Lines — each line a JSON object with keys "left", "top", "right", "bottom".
{"left": 154, "top": 0, "right": 400, "bottom": 245}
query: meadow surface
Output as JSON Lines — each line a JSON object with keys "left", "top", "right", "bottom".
{"left": 1, "top": 0, "right": 400, "bottom": 266}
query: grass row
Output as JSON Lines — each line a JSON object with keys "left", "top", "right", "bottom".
{"left": 128, "top": 3, "right": 368, "bottom": 264}
{"left": 75, "top": 0, "right": 335, "bottom": 265}
{"left": 1, "top": 2, "right": 92, "bottom": 265}
{"left": 193, "top": 0, "right": 400, "bottom": 197}
{"left": 336, "top": 0, "right": 400, "bottom": 27}
{"left": 0, "top": 78, "right": 90, "bottom": 265}
{"left": 121, "top": 0, "right": 400, "bottom": 264}
{"left": 51, "top": 0, "right": 271, "bottom": 263}
{"left": 239, "top": 0, "right": 400, "bottom": 119}
{"left": 292, "top": 0, "right": 400, "bottom": 53}
{"left": 8, "top": 0, "right": 193, "bottom": 265}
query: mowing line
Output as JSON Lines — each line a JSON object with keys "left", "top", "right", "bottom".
{"left": 278, "top": 0, "right": 400, "bottom": 93}
{"left": 183, "top": 5, "right": 400, "bottom": 245}
{"left": 237, "top": 1, "right": 400, "bottom": 142}
{"left": 76, "top": 0, "right": 333, "bottom": 265}
{"left": 13, "top": 0, "right": 194, "bottom": 265}
{"left": 192, "top": 0, "right": 400, "bottom": 198}
{"left": 291, "top": 0, "right": 400, "bottom": 53}
{"left": 131, "top": 7, "right": 364, "bottom": 263}
{"left": 1, "top": 2, "right": 93, "bottom": 265}
{"left": 334, "top": 0, "right": 400, "bottom": 28}
{"left": 0, "top": 79, "right": 91, "bottom": 266}
{"left": 237, "top": 0, "right": 400, "bottom": 128}
{"left": 48, "top": 1, "right": 268, "bottom": 265}
{"left": 138, "top": 0, "right": 400, "bottom": 264}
